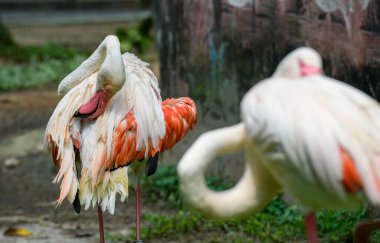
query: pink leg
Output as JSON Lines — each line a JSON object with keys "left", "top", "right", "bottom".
{"left": 136, "top": 174, "right": 142, "bottom": 241}
{"left": 97, "top": 205, "right": 105, "bottom": 243}
{"left": 304, "top": 213, "right": 318, "bottom": 243}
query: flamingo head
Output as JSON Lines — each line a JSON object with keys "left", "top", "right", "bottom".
{"left": 273, "top": 47, "right": 322, "bottom": 79}
{"left": 74, "top": 51, "right": 125, "bottom": 119}
{"left": 72, "top": 35, "right": 126, "bottom": 119}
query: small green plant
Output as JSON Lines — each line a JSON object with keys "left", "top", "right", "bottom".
{"left": 104, "top": 232, "right": 129, "bottom": 243}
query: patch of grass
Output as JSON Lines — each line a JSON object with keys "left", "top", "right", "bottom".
{"left": 317, "top": 209, "right": 366, "bottom": 242}
{"left": 0, "top": 55, "right": 85, "bottom": 90}
{"left": 0, "top": 42, "right": 86, "bottom": 91}
{"left": 0, "top": 22, "right": 156, "bottom": 91}
{"left": 0, "top": 21, "right": 157, "bottom": 91}
{"left": 137, "top": 165, "right": 371, "bottom": 242}
{"left": 372, "top": 230, "right": 380, "bottom": 242}
{"left": 0, "top": 43, "right": 82, "bottom": 63}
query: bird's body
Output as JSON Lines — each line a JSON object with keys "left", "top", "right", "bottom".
{"left": 178, "top": 47, "right": 380, "bottom": 242}
{"left": 77, "top": 96, "right": 196, "bottom": 213}
{"left": 45, "top": 36, "right": 197, "bottom": 219}
{"left": 46, "top": 53, "right": 160, "bottom": 210}
{"left": 241, "top": 75, "right": 380, "bottom": 212}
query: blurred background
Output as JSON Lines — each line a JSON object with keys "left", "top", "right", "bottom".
{"left": 0, "top": 0, "right": 379, "bottom": 242}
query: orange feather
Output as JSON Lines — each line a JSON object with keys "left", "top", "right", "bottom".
{"left": 340, "top": 147, "right": 362, "bottom": 193}
{"left": 50, "top": 97, "right": 197, "bottom": 175}
{"left": 109, "top": 97, "right": 197, "bottom": 170}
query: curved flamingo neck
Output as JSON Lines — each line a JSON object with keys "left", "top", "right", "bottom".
{"left": 58, "top": 35, "right": 125, "bottom": 97}
{"left": 177, "top": 123, "right": 280, "bottom": 219}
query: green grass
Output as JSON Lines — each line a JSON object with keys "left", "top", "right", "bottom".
{"left": 0, "top": 55, "right": 85, "bottom": 90}
{"left": 0, "top": 18, "right": 154, "bottom": 91}
{"left": 106, "top": 164, "right": 377, "bottom": 242}
{"left": 0, "top": 17, "right": 155, "bottom": 91}
{"left": 0, "top": 43, "right": 81, "bottom": 63}
{"left": 0, "top": 43, "right": 86, "bottom": 91}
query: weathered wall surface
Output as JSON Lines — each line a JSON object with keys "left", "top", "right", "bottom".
{"left": 156, "top": 0, "right": 380, "bottom": 100}
{"left": 0, "top": 0, "right": 142, "bottom": 10}
{"left": 155, "top": 0, "right": 380, "bottom": 178}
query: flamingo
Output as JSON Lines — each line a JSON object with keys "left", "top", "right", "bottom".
{"left": 45, "top": 35, "right": 197, "bottom": 242}
{"left": 178, "top": 47, "right": 380, "bottom": 242}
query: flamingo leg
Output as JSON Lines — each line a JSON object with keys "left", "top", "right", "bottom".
{"left": 304, "top": 213, "right": 318, "bottom": 243}
{"left": 97, "top": 204, "right": 105, "bottom": 243}
{"left": 136, "top": 173, "right": 142, "bottom": 242}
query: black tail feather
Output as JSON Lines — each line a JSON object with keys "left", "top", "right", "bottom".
{"left": 73, "top": 191, "right": 81, "bottom": 214}
{"left": 73, "top": 153, "right": 81, "bottom": 214}
{"left": 145, "top": 153, "right": 159, "bottom": 177}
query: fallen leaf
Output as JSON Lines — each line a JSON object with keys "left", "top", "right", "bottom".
{"left": 3, "top": 158, "right": 20, "bottom": 169}
{"left": 4, "top": 227, "right": 33, "bottom": 237}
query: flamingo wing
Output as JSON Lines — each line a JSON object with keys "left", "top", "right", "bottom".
{"left": 241, "top": 76, "right": 380, "bottom": 207}
{"left": 108, "top": 97, "right": 197, "bottom": 171}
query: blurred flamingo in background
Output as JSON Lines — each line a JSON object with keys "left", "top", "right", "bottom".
{"left": 178, "top": 47, "right": 380, "bottom": 243}
{"left": 45, "top": 35, "right": 197, "bottom": 242}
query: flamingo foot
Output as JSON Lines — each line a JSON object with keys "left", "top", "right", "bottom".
{"left": 304, "top": 213, "right": 318, "bottom": 243}
{"left": 97, "top": 204, "right": 105, "bottom": 243}
{"left": 354, "top": 220, "right": 380, "bottom": 243}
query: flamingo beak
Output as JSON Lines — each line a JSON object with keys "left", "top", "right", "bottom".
{"left": 74, "top": 90, "right": 110, "bottom": 119}
{"left": 300, "top": 62, "right": 321, "bottom": 77}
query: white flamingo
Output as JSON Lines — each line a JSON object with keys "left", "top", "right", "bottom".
{"left": 45, "top": 35, "right": 197, "bottom": 242}
{"left": 178, "top": 47, "right": 380, "bottom": 242}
